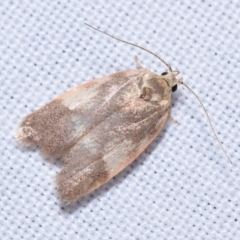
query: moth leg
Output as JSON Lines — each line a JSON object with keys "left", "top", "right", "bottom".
{"left": 169, "top": 115, "right": 178, "bottom": 123}
{"left": 168, "top": 108, "right": 178, "bottom": 123}
{"left": 167, "top": 107, "right": 178, "bottom": 123}
{"left": 134, "top": 56, "right": 144, "bottom": 69}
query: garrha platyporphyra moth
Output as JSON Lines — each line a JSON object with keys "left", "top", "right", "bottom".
{"left": 17, "top": 24, "right": 231, "bottom": 203}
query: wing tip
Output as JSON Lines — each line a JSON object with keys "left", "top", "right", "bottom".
{"left": 55, "top": 170, "right": 83, "bottom": 204}
{"left": 16, "top": 126, "right": 40, "bottom": 147}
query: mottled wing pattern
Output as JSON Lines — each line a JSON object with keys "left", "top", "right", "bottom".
{"left": 17, "top": 68, "right": 171, "bottom": 202}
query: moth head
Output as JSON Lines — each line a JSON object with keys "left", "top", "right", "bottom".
{"left": 161, "top": 71, "right": 182, "bottom": 92}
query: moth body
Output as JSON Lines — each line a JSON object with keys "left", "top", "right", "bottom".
{"left": 17, "top": 68, "right": 179, "bottom": 202}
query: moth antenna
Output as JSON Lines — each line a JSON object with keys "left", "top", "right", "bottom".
{"left": 85, "top": 23, "right": 172, "bottom": 72}
{"left": 180, "top": 81, "right": 232, "bottom": 164}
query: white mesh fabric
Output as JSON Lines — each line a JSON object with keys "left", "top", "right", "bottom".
{"left": 1, "top": 0, "right": 240, "bottom": 239}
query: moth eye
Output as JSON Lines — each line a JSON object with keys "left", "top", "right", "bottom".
{"left": 172, "top": 85, "right": 178, "bottom": 92}
{"left": 161, "top": 72, "right": 168, "bottom": 76}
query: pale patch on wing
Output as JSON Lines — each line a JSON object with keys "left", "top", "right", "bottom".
{"left": 61, "top": 76, "right": 111, "bottom": 110}
{"left": 103, "top": 139, "right": 136, "bottom": 171}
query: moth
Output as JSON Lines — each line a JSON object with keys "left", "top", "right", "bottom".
{"left": 17, "top": 24, "right": 231, "bottom": 203}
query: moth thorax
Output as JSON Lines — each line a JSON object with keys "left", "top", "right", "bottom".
{"left": 164, "top": 72, "right": 179, "bottom": 87}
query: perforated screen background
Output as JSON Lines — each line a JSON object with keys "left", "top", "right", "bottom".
{"left": 1, "top": 1, "right": 240, "bottom": 239}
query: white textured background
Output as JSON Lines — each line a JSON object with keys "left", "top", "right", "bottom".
{"left": 1, "top": 0, "right": 240, "bottom": 239}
